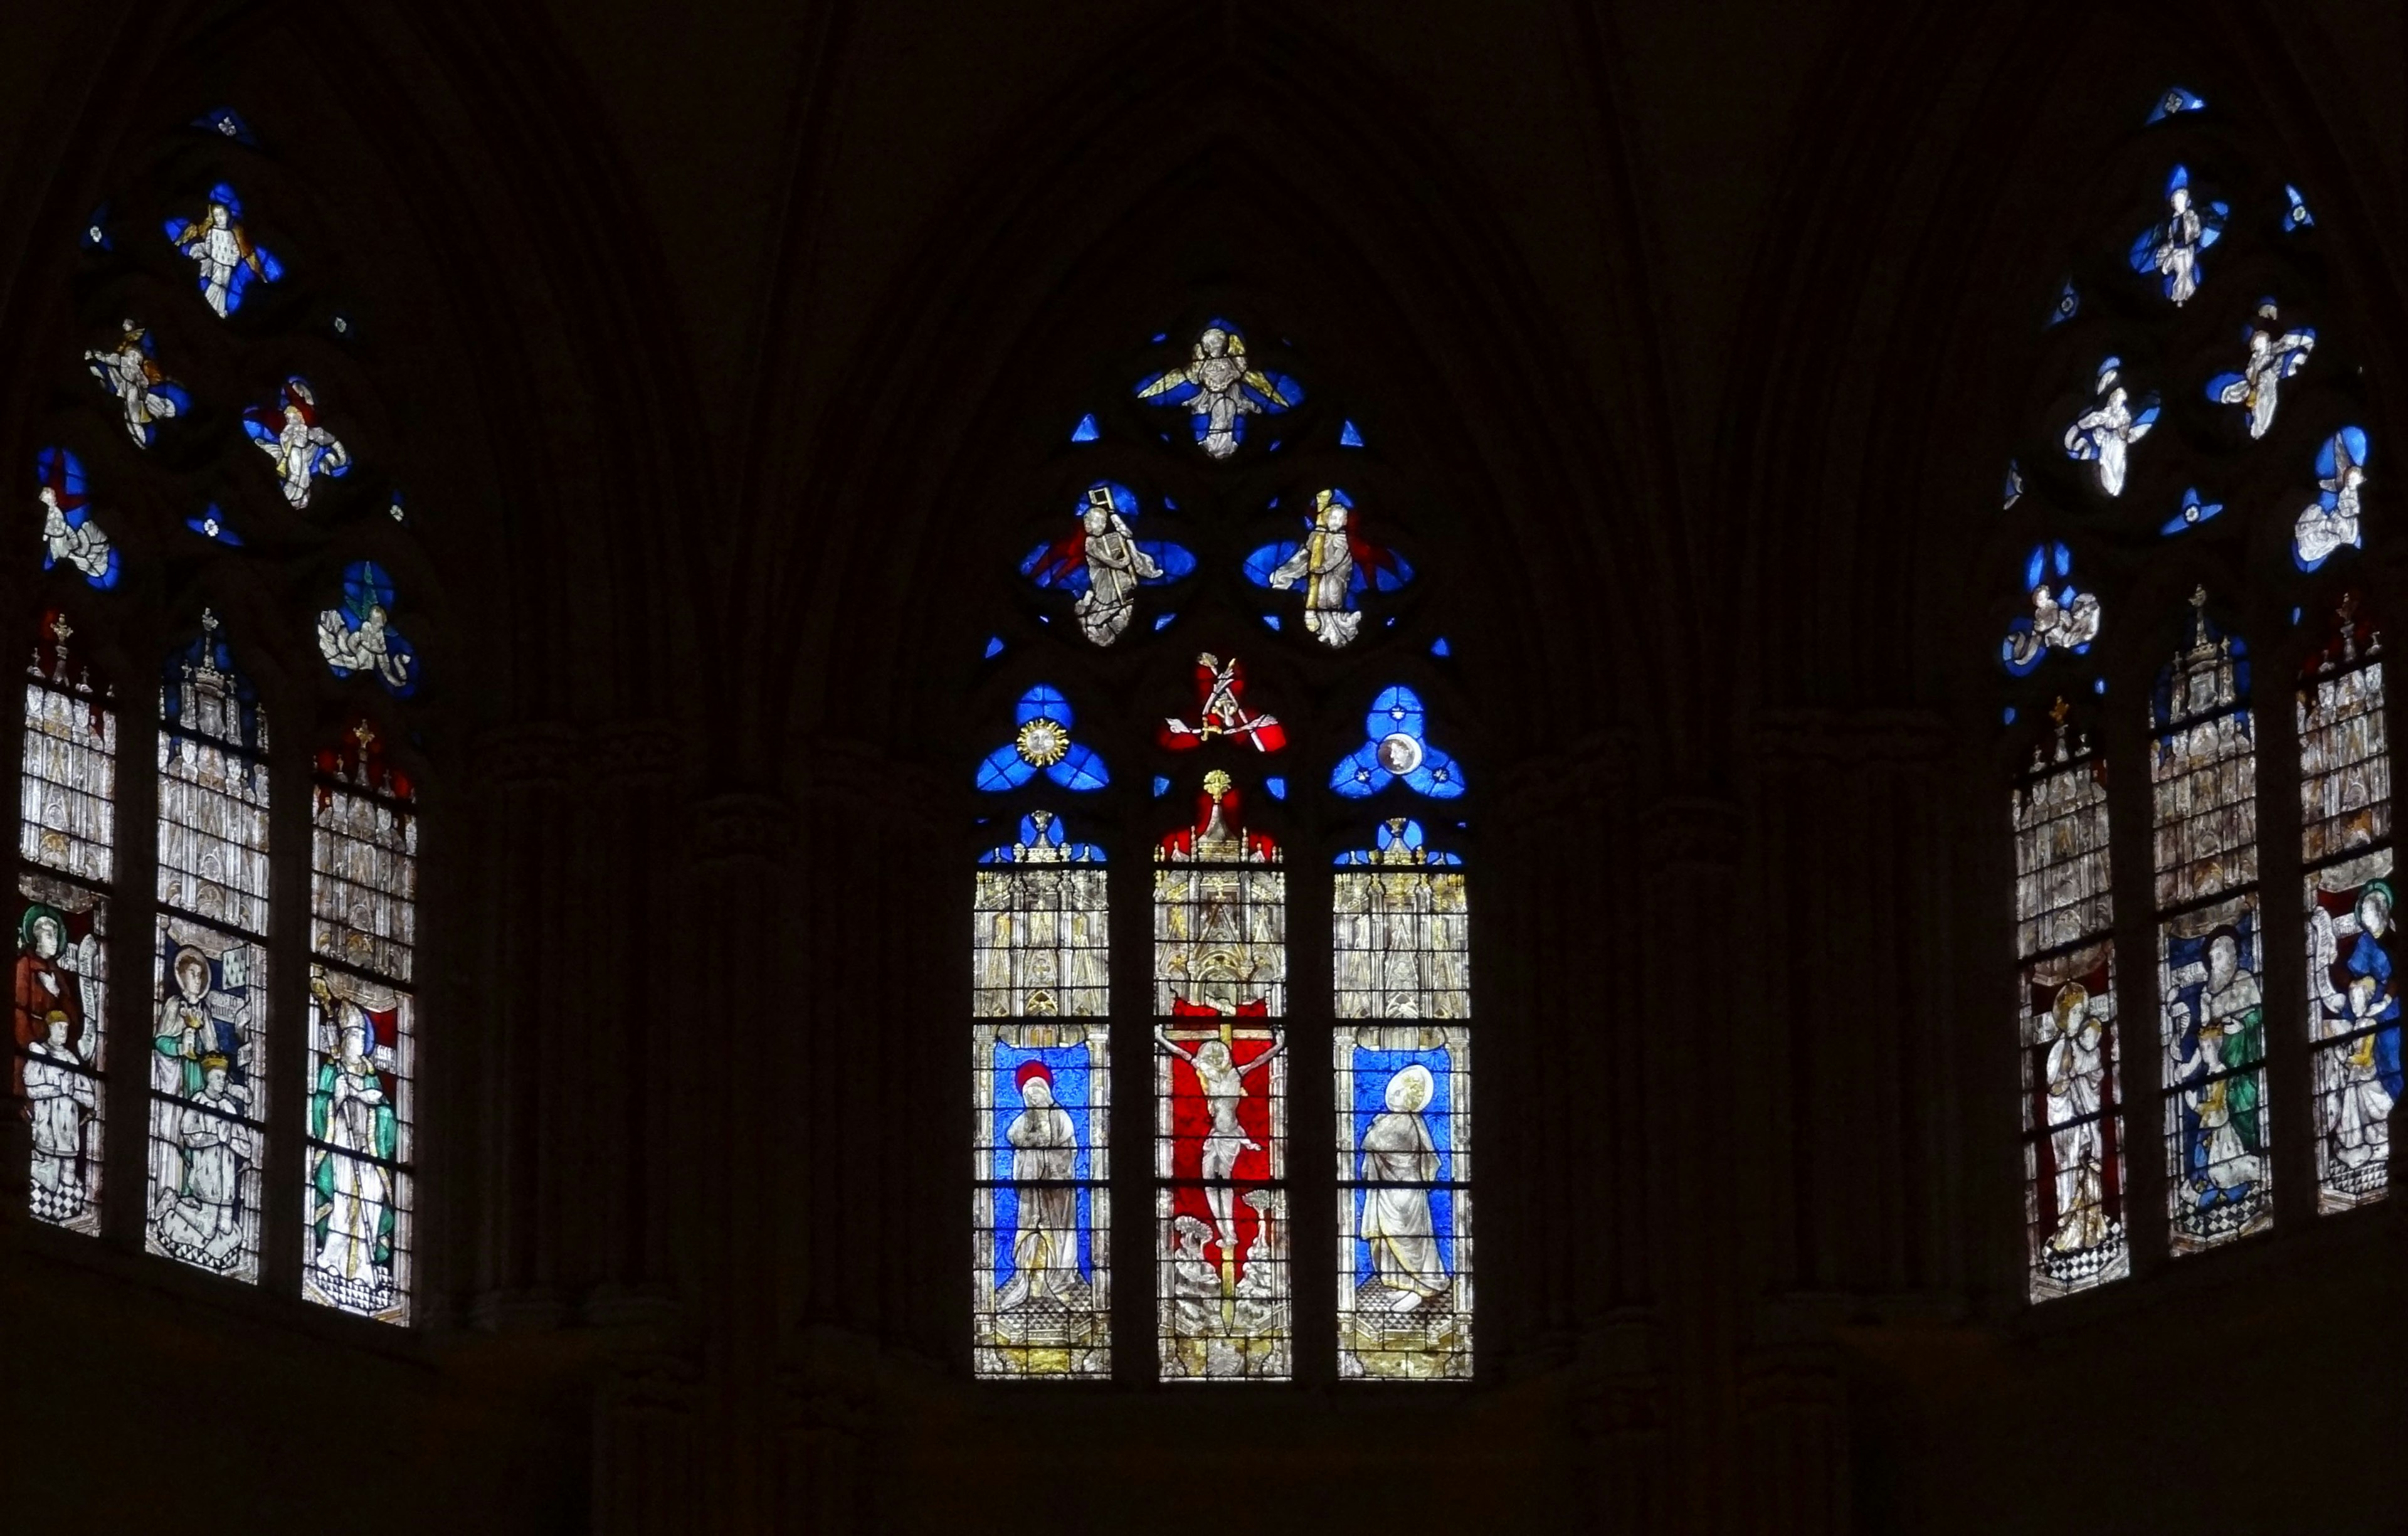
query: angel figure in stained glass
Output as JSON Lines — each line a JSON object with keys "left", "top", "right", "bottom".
{"left": 994, "top": 1062, "right": 1079, "bottom": 1310}
{"left": 1263, "top": 489, "right": 1410, "bottom": 649}
{"left": 1155, "top": 1022, "right": 1286, "bottom": 1260}
{"left": 2207, "top": 302, "right": 2315, "bottom": 440}
{"left": 164, "top": 185, "right": 281, "bottom": 318}
{"left": 2167, "top": 928, "right": 2266, "bottom": 1212}
{"left": 1159, "top": 653, "right": 1286, "bottom": 751}
{"left": 2063, "top": 359, "right": 2157, "bottom": 497}
{"left": 2128, "top": 166, "right": 2225, "bottom": 306}
{"left": 2308, "top": 882, "right": 2402, "bottom": 1178}
{"left": 34, "top": 449, "right": 117, "bottom": 590}
{"left": 85, "top": 320, "right": 188, "bottom": 447}
{"left": 25, "top": 1010, "right": 95, "bottom": 1214}
{"left": 317, "top": 563, "right": 416, "bottom": 694}
{"left": 1021, "top": 482, "right": 1193, "bottom": 646}
{"left": 2042, "top": 983, "right": 2110, "bottom": 1255}
{"left": 1360, "top": 1063, "right": 1445, "bottom": 1310}
{"left": 309, "top": 992, "right": 398, "bottom": 1292}
{"left": 2295, "top": 427, "right": 2369, "bottom": 571}
{"left": 2002, "top": 544, "right": 2101, "bottom": 674}
{"left": 1135, "top": 322, "right": 1302, "bottom": 459}
{"left": 245, "top": 378, "right": 349, "bottom": 507}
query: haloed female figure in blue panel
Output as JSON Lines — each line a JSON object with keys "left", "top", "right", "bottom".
{"left": 990, "top": 1049, "right": 1096, "bottom": 1310}
{"left": 1349, "top": 1052, "right": 1456, "bottom": 1305}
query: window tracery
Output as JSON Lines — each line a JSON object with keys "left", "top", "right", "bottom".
{"left": 1998, "top": 86, "right": 2387, "bottom": 1296}
{"left": 13, "top": 108, "right": 432, "bottom": 1324}
{"left": 973, "top": 319, "right": 1472, "bottom": 1379}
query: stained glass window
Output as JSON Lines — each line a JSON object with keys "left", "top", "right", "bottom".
{"left": 36, "top": 447, "right": 121, "bottom": 590}
{"left": 1999, "top": 87, "right": 2394, "bottom": 1297}
{"left": 2013, "top": 702, "right": 2125, "bottom": 1297}
{"left": 2152, "top": 595, "right": 2270, "bottom": 1251}
{"left": 18, "top": 611, "right": 114, "bottom": 1233}
{"left": 2300, "top": 600, "right": 2395, "bottom": 1210}
{"left": 1242, "top": 489, "right": 1413, "bottom": 648}
{"left": 1333, "top": 818, "right": 1471, "bottom": 1376}
{"left": 974, "top": 318, "right": 1471, "bottom": 1382}
{"left": 148, "top": 614, "right": 270, "bottom": 1283}
{"left": 163, "top": 183, "right": 281, "bottom": 317}
{"left": 316, "top": 561, "right": 420, "bottom": 696}
{"left": 1154, "top": 772, "right": 1289, "bottom": 1379}
{"left": 26, "top": 103, "right": 436, "bottom": 1318}
{"left": 304, "top": 722, "right": 418, "bottom": 1321}
{"left": 973, "top": 812, "right": 1111, "bottom": 1377}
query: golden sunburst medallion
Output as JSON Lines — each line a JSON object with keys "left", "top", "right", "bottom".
{"left": 1015, "top": 718, "right": 1070, "bottom": 768}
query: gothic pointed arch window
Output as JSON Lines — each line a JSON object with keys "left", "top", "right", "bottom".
{"left": 14, "top": 107, "right": 431, "bottom": 1323}
{"left": 1996, "top": 85, "right": 2388, "bottom": 1301}
{"left": 972, "top": 319, "right": 1474, "bottom": 1380}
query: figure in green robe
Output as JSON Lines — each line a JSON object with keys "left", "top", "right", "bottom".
{"left": 309, "top": 998, "right": 398, "bottom": 1290}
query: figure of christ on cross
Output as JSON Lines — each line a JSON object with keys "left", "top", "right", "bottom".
{"left": 1158, "top": 1002, "right": 1285, "bottom": 1319}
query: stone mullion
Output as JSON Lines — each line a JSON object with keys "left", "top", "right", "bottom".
{"left": 259, "top": 694, "right": 312, "bottom": 1301}
{"left": 1287, "top": 844, "right": 1334, "bottom": 1385}
{"left": 2251, "top": 637, "right": 2313, "bottom": 1232}
{"left": 100, "top": 628, "right": 162, "bottom": 1254}
{"left": 1110, "top": 818, "right": 1152, "bottom": 1386}
{"left": 2101, "top": 677, "right": 2170, "bottom": 1278}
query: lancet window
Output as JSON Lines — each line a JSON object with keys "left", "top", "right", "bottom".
{"left": 13, "top": 107, "right": 432, "bottom": 1325}
{"left": 973, "top": 320, "right": 1474, "bottom": 1380}
{"left": 1996, "top": 85, "right": 2387, "bottom": 1298}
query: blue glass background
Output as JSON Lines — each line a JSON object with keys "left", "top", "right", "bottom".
{"left": 1346, "top": 1046, "right": 1458, "bottom": 1286}
{"left": 988, "top": 1041, "right": 1097, "bottom": 1286}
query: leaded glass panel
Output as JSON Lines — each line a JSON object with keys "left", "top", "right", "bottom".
{"left": 2153, "top": 598, "right": 2270, "bottom": 1251}
{"left": 1154, "top": 773, "right": 1288, "bottom": 1380}
{"left": 972, "top": 812, "right": 1110, "bottom": 1377}
{"left": 147, "top": 618, "right": 269, "bottom": 1283}
{"left": 1331, "top": 817, "right": 1472, "bottom": 1377}
{"left": 2300, "top": 606, "right": 2395, "bottom": 1209}
{"left": 302, "top": 724, "right": 417, "bottom": 1322}
{"left": 2014, "top": 707, "right": 2126, "bottom": 1299}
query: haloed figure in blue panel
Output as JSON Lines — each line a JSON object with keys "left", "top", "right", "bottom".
{"left": 1340, "top": 1049, "right": 1471, "bottom": 1379}
{"left": 990, "top": 1052, "right": 1098, "bottom": 1308}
